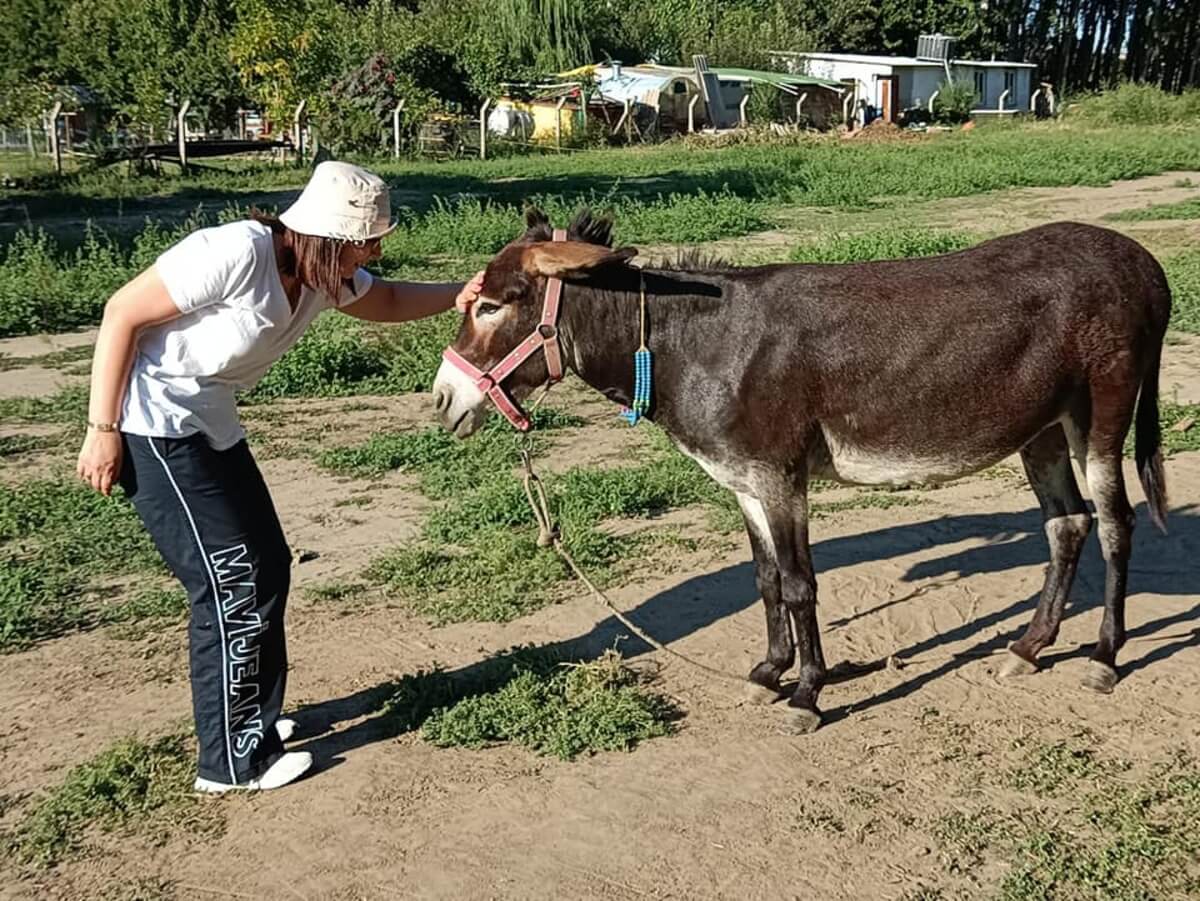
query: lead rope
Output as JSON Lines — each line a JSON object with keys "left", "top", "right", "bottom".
{"left": 518, "top": 443, "right": 746, "bottom": 688}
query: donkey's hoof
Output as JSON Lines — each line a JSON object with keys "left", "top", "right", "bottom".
{"left": 997, "top": 649, "right": 1039, "bottom": 678}
{"left": 1081, "top": 661, "right": 1119, "bottom": 694}
{"left": 781, "top": 707, "right": 822, "bottom": 735}
{"left": 743, "top": 681, "right": 783, "bottom": 706}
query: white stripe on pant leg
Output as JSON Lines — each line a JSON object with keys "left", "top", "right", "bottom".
{"left": 146, "top": 437, "right": 237, "bottom": 784}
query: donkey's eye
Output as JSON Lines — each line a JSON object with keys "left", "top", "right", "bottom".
{"left": 476, "top": 302, "right": 502, "bottom": 316}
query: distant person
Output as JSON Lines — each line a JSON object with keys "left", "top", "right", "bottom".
{"left": 76, "top": 160, "right": 485, "bottom": 792}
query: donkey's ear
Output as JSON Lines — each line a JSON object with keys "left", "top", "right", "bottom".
{"left": 524, "top": 206, "right": 551, "bottom": 231}
{"left": 522, "top": 241, "right": 637, "bottom": 279}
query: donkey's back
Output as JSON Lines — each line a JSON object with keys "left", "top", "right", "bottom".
{"left": 680, "top": 222, "right": 1171, "bottom": 491}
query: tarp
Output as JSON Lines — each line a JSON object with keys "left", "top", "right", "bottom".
{"left": 711, "top": 67, "right": 843, "bottom": 92}
{"left": 593, "top": 67, "right": 679, "bottom": 106}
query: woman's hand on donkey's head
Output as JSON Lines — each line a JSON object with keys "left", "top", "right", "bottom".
{"left": 455, "top": 271, "right": 486, "bottom": 314}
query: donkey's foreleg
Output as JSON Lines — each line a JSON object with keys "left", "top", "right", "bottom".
{"left": 759, "top": 479, "right": 826, "bottom": 734}
{"left": 737, "top": 493, "right": 795, "bottom": 704}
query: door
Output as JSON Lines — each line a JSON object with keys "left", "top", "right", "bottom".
{"left": 877, "top": 75, "right": 898, "bottom": 122}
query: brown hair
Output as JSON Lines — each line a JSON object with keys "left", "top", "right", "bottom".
{"left": 250, "top": 210, "right": 350, "bottom": 302}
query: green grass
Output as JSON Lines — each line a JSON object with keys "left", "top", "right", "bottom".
{"left": 7, "top": 731, "right": 218, "bottom": 868}
{"left": 316, "top": 407, "right": 585, "bottom": 485}
{"left": 920, "top": 737, "right": 1200, "bottom": 900}
{"left": 1006, "top": 738, "right": 1126, "bottom": 797}
{"left": 1063, "top": 83, "right": 1200, "bottom": 126}
{"left": 0, "top": 432, "right": 62, "bottom": 457}
{"left": 999, "top": 756, "right": 1200, "bottom": 900}
{"left": 100, "top": 587, "right": 188, "bottom": 640}
{"left": 1106, "top": 197, "right": 1200, "bottom": 222}
{"left": 790, "top": 228, "right": 977, "bottom": 263}
{"left": 0, "top": 383, "right": 88, "bottom": 425}
{"left": 0, "top": 479, "right": 164, "bottom": 652}
{"left": 7, "top": 121, "right": 1200, "bottom": 337}
{"left": 1156, "top": 401, "right": 1200, "bottom": 455}
{"left": 238, "top": 310, "right": 461, "bottom": 402}
{"left": 0, "top": 342, "right": 93, "bottom": 372}
{"left": 1163, "top": 250, "right": 1200, "bottom": 334}
{"left": 366, "top": 426, "right": 739, "bottom": 624}
{"left": 1122, "top": 399, "right": 1200, "bottom": 458}
{"left": 304, "top": 581, "right": 369, "bottom": 604}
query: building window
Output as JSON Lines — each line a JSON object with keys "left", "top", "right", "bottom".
{"left": 974, "top": 70, "right": 986, "bottom": 101}
{"left": 1004, "top": 71, "right": 1016, "bottom": 94}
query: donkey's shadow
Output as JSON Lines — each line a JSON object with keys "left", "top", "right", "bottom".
{"left": 294, "top": 502, "right": 1199, "bottom": 760}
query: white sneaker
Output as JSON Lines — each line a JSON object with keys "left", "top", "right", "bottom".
{"left": 275, "top": 718, "right": 297, "bottom": 743}
{"left": 193, "top": 751, "right": 313, "bottom": 794}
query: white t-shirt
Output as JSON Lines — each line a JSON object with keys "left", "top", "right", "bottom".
{"left": 120, "top": 220, "right": 374, "bottom": 450}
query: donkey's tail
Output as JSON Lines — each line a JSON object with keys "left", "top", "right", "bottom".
{"left": 1135, "top": 343, "right": 1168, "bottom": 534}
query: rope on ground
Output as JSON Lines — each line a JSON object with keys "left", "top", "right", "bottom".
{"left": 519, "top": 446, "right": 747, "bottom": 688}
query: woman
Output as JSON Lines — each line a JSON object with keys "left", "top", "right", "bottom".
{"left": 77, "top": 160, "right": 483, "bottom": 793}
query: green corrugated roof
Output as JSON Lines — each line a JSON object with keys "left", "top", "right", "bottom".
{"left": 711, "top": 67, "right": 843, "bottom": 91}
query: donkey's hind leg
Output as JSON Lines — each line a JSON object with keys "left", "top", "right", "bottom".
{"left": 1080, "top": 443, "right": 1137, "bottom": 694}
{"left": 1000, "top": 425, "right": 1092, "bottom": 677}
{"left": 737, "top": 493, "right": 795, "bottom": 704}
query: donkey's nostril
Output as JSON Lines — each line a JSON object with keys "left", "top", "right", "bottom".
{"left": 433, "top": 388, "right": 450, "bottom": 413}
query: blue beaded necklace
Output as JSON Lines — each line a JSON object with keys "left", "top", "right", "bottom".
{"left": 619, "top": 274, "right": 652, "bottom": 426}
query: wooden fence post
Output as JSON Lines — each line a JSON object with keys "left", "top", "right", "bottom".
{"left": 479, "top": 99, "right": 491, "bottom": 160}
{"left": 555, "top": 95, "right": 568, "bottom": 151}
{"left": 293, "top": 100, "right": 307, "bottom": 166}
{"left": 47, "top": 102, "right": 63, "bottom": 175}
{"left": 176, "top": 100, "right": 191, "bottom": 174}
{"left": 392, "top": 99, "right": 405, "bottom": 158}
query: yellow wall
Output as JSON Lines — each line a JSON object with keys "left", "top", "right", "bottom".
{"left": 496, "top": 98, "right": 581, "bottom": 141}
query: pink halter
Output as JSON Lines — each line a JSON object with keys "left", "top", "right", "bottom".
{"left": 440, "top": 228, "right": 567, "bottom": 431}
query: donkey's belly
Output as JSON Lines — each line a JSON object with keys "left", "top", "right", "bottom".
{"left": 814, "top": 430, "right": 1008, "bottom": 487}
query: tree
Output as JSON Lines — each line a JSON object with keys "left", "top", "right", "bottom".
{"left": 228, "top": 0, "right": 349, "bottom": 125}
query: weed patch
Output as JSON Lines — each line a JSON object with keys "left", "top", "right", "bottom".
{"left": 0, "top": 384, "right": 88, "bottom": 426}
{"left": 390, "top": 648, "right": 674, "bottom": 760}
{"left": 100, "top": 586, "right": 188, "bottom": 640}
{"left": 0, "top": 432, "right": 62, "bottom": 457}
{"left": 316, "top": 407, "right": 584, "bottom": 486}
{"left": 0, "top": 479, "right": 163, "bottom": 651}
{"left": 1123, "top": 398, "right": 1200, "bottom": 457}
{"left": 8, "top": 731, "right": 218, "bottom": 868}
{"left": 1063, "top": 83, "right": 1200, "bottom": 126}
{"left": 923, "top": 740, "right": 1200, "bottom": 899}
{"left": 790, "top": 229, "right": 977, "bottom": 263}
{"left": 1106, "top": 197, "right": 1200, "bottom": 222}
{"left": 1163, "top": 250, "right": 1200, "bottom": 334}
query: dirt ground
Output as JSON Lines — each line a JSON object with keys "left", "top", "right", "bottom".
{"left": 1, "top": 175, "right": 1198, "bottom": 900}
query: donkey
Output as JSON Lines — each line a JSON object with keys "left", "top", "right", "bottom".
{"left": 432, "top": 208, "right": 1171, "bottom": 733}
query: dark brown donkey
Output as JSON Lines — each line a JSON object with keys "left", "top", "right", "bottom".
{"left": 432, "top": 209, "right": 1172, "bottom": 733}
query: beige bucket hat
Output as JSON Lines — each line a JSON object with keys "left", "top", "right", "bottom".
{"left": 279, "top": 160, "right": 398, "bottom": 243}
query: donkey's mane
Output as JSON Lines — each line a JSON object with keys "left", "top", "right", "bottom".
{"left": 648, "top": 248, "right": 734, "bottom": 271}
